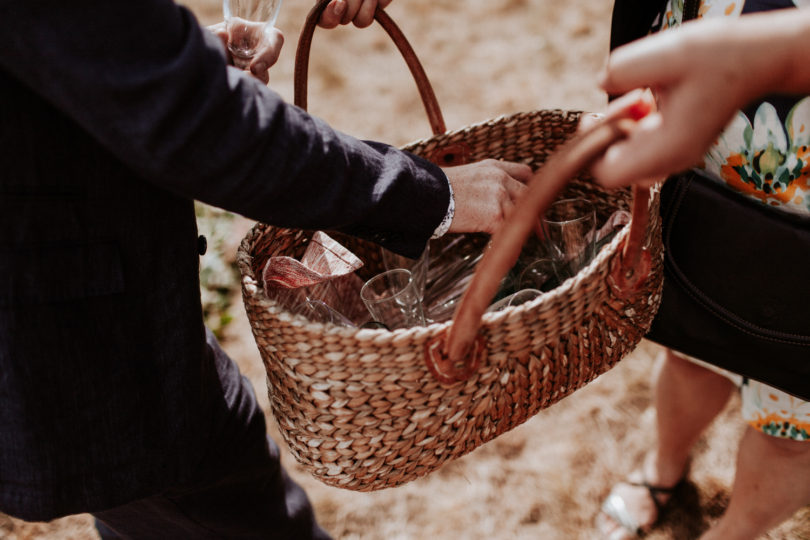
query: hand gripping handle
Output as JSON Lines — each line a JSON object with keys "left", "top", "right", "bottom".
{"left": 292, "top": 2, "right": 652, "bottom": 385}
{"left": 294, "top": 0, "right": 447, "bottom": 137}
{"left": 424, "top": 117, "right": 653, "bottom": 386}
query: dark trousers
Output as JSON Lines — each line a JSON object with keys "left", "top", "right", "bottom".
{"left": 93, "top": 335, "right": 332, "bottom": 540}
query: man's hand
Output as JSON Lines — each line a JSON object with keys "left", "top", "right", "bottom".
{"left": 208, "top": 22, "right": 284, "bottom": 84}
{"left": 442, "top": 159, "right": 532, "bottom": 234}
{"left": 318, "top": 0, "right": 394, "bottom": 29}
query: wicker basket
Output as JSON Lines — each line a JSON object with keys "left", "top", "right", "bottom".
{"left": 237, "top": 1, "right": 663, "bottom": 492}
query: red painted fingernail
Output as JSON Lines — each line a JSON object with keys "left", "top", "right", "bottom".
{"left": 628, "top": 100, "right": 653, "bottom": 120}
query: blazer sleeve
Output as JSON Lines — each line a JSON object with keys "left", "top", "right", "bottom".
{"left": 0, "top": 0, "right": 450, "bottom": 257}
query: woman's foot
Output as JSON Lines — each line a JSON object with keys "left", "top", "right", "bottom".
{"left": 595, "top": 454, "right": 686, "bottom": 539}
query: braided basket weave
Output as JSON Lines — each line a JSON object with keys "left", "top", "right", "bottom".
{"left": 237, "top": 2, "right": 663, "bottom": 492}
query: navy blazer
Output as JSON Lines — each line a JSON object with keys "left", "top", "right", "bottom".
{"left": 0, "top": 0, "right": 449, "bottom": 520}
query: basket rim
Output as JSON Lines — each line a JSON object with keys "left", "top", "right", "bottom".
{"left": 236, "top": 106, "right": 658, "bottom": 337}
{"left": 237, "top": 212, "right": 632, "bottom": 336}
{"left": 400, "top": 108, "right": 585, "bottom": 153}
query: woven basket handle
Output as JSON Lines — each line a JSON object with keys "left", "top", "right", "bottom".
{"left": 424, "top": 117, "right": 654, "bottom": 385}
{"left": 295, "top": 0, "right": 453, "bottom": 144}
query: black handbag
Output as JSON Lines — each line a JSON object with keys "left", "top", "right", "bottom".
{"left": 609, "top": 0, "right": 810, "bottom": 399}
{"left": 646, "top": 170, "right": 810, "bottom": 399}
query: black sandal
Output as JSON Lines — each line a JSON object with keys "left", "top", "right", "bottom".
{"left": 600, "top": 478, "right": 682, "bottom": 538}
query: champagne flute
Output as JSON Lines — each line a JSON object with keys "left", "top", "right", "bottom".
{"left": 360, "top": 269, "right": 426, "bottom": 330}
{"left": 541, "top": 198, "right": 598, "bottom": 280}
{"left": 223, "top": 0, "right": 283, "bottom": 69}
{"left": 380, "top": 244, "right": 429, "bottom": 302}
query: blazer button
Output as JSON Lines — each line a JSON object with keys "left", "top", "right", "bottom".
{"left": 197, "top": 235, "right": 208, "bottom": 255}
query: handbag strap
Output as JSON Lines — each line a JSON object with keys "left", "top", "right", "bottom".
{"left": 683, "top": 0, "right": 700, "bottom": 22}
{"left": 609, "top": 0, "right": 666, "bottom": 51}
{"left": 610, "top": 0, "right": 697, "bottom": 54}
{"left": 294, "top": 0, "right": 447, "bottom": 137}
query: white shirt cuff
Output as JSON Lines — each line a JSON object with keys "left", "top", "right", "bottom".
{"left": 430, "top": 177, "right": 454, "bottom": 239}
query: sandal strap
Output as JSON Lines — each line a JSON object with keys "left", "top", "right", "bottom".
{"left": 626, "top": 480, "right": 681, "bottom": 513}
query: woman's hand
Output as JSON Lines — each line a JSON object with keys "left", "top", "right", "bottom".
{"left": 442, "top": 159, "right": 532, "bottom": 234}
{"left": 208, "top": 22, "right": 284, "bottom": 84}
{"left": 578, "top": 89, "right": 661, "bottom": 188}
{"left": 318, "top": 0, "right": 394, "bottom": 29}
{"left": 590, "top": 10, "right": 808, "bottom": 188}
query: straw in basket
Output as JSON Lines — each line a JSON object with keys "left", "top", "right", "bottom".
{"left": 237, "top": 0, "right": 664, "bottom": 492}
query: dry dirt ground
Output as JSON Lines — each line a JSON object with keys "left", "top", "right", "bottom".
{"left": 4, "top": 0, "right": 810, "bottom": 539}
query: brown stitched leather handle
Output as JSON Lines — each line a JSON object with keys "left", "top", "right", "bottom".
{"left": 292, "top": 2, "right": 653, "bottom": 383}
{"left": 428, "top": 117, "right": 653, "bottom": 377}
{"left": 294, "top": 0, "right": 446, "bottom": 136}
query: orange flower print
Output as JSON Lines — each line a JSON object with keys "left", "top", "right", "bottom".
{"left": 659, "top": 1, "right": 742, "bottom": 35}
{"left": 705, "top": 98, "right": 810, "bottom": 215}
{"left": 701, "top": 0, "right": 743, "bottom": 19}
{"left": 740, "top": 381, "right": 810, "bottom": 442}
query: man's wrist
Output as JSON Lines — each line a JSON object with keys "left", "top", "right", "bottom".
{"left": 431, "top": 176, "right": 454, "bottom": 239}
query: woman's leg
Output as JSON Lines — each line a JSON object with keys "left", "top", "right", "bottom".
{"left": 701, "top": 426, "right": 810, "bottom": 539}
{"left": 651, "top": 349, "right": 736, "bottom": 485}
{"left": 598, "top": 348, "right": 736, "bottom": 537}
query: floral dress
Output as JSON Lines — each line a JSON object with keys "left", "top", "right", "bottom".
{"left": 656, "top": 0, "right": 810, "bottom": 441}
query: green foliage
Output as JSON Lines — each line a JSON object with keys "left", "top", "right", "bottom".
{"left": 195, "top": 202, "right": 241, "bottom": 339}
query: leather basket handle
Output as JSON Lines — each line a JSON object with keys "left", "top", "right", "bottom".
{"left": 291, "top": 2, "right": 653, "bottom": 385}
{"left": 294, "top": 0, "right": 447, "bottom": 137}
{"left": 425, "top": 117, "right": 654, "bottom": 385}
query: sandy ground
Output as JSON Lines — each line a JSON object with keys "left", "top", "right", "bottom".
{"left": 4, "top": 0, "right": 810, "bottom": 538}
